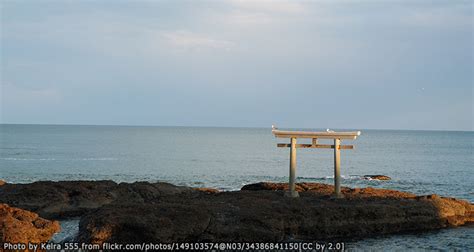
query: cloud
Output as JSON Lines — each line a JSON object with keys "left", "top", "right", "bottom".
{"left": 402, "top": 4, "right": 473, "bottom": 28}
{"left": 3, "top": 9, "right": 235, "bottom": 57}
{"left": 1, "top": 82, "right": 63, "bottom": 108}
{"left": 162, "top": 30, "right": 235, "bottom": 51}
{"left": 219, "top": 0, "right": 307, "bottom": 25}
{"left": 225, "top": 10, "right": 273, "bottom": 25}
{"left": 228, "top": 0, "right": 305, "bottom": 14}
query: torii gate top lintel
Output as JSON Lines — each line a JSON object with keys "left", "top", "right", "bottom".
{"left": 272, "top": 128, "right": 361, "bottom": 140}
{"left": 272, "top": 126, "right": 361, "bottom": 198}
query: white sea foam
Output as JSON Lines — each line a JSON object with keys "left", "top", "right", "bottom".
{"left": 1, "top": 157, "right": 117, "bottom": 161}
{"left": 80, "top": 158, "right": 117, "bottom": 161}
{"left": 0, "top": 157, "right": 57, "bottom": 161}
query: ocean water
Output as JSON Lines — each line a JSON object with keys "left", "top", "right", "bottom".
{"left": 1, "top": 124, "right": 473, "bottom": 250}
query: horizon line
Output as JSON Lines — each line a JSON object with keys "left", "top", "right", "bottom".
{"left": 0, "top": 122, "right": 472, "bottom": 133}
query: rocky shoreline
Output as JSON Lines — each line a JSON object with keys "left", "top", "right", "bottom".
{"left": 1, "top": 180, "right": 472, "bottom": 245}
{"left": 0, "top": 204, "right": 60, "bottom": 246}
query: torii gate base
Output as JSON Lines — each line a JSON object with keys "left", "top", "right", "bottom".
{"left": 273, "top": 128, "right": 361, "bottom": 199}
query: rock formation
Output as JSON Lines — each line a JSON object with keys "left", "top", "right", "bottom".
{"left": 1, "top": 181, "right": 472, "bottom": 245}
{"left": 363, "top": 175, "right": 392, "bottom": 180}
{"left": 76, "top": 182, "right": 472, "bottom": 243}
{"left": 0, "top": 204, "right": 60, "bottom": 246}
{"left": 0, "top": 181, "right": 191, "bottom": 219}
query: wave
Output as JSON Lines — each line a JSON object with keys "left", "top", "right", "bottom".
{"left": 79, "top": 158, "right": 117, "bottom": 161}
{"left": 0, "top": 147, "right": 38, "bottom": 150}
{"left": 0, "top": 157, "right": 57, "bottom": 161}
{"left": 298, "top": 175, "right": 387, "bottom": 181}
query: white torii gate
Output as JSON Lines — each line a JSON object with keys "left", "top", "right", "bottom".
{"left": 272, "top": 126, "right": 361, "bottom": 198}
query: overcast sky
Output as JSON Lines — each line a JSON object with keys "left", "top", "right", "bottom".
{"left": 1, "top": 1, "right": 473, "bottom": 130}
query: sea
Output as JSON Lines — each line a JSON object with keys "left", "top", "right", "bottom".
{"left": 0, "top": 124, "right": 473, "bottom": 250}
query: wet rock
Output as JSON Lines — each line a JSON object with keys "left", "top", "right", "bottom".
{"left": 0, "top": 203, "right": 60, "bottom": 245}
{"left": 0, "top": 180, "right": 6, "bottom": 187}
{"left": 363, "top": 175, "right": 391, "bottom": 180}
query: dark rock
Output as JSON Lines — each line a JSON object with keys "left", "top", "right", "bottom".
{"left": 0, "top": 180, "right": 117, "bottom": 219}
{"left": 0, "top": 203, "right": 60, "bottom": 244}
{"left": 78, "top": 203, "right": 212, "bottom": 244}
{"left": 1, "top": 180, "right": 472, "bottom": 244}
{"left": 77, "top": 183, "right": 473, "bottom": 244}
{"left": 0, "top": 181, "right": 194, "bottom": 219}
{"left": 192, "top": 187, "right": 220, "bottom": 194}
{"left": 363, "top": 175, "right": 392, "bottom": 180}
{"left": 242, "top": 182, "right": 414, "bottom": 198}
{"left": 110, "top": 182, "right": 193, "bottom": 204}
